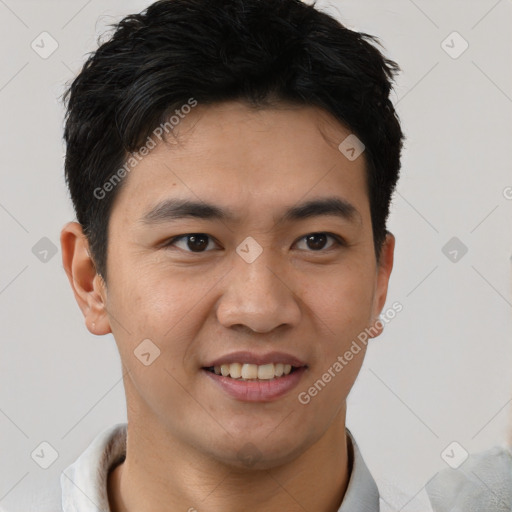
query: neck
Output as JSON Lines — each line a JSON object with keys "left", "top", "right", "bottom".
{"left": 108, "top": 407, "right": 350, "bottom": 512}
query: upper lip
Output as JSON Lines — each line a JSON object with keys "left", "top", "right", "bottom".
{"left": 203, "top": 351, "right": 307, "bottom": 368}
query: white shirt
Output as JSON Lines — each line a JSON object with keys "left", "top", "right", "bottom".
{"left": 60, "top": 422, "right": 380, "bottom": 511}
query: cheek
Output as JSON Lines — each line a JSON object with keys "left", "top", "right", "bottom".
{"left": 111, "top": 258, "right": 196, "bottom": 326}
{"left": 106, "top": 275, "right": 201, "bottom": 421}
{"left": 108, "top": 266, "right": 219, "bottom": 370}
{"left": 293, "top": 260, "right": 376, "bottom": 404}
{"left": 297, "top": 260, "right": 376, "bottom": 337}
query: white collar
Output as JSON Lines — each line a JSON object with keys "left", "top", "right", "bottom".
{"left": 61, "top": 423, "right": 379, "bottom": 511}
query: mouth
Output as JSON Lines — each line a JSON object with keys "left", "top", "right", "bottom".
{"left": 202, "top": 362, "right": 303, "bottom": 381}
{"left": 201, "top": 354, "right": 308, "bottom": 402}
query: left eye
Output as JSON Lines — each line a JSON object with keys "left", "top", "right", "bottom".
{"left": 294, "top": 233, "right": 342, "bottom": 251}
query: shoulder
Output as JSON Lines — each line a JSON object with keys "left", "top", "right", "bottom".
{"left": 426, "top": 445, "right": 512, "bottom": 511}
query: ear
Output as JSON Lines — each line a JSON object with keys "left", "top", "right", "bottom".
{"left": 368, "top": 231, "right": 395, "bottom": 339}
{"left": 60, "top": 221, "right": 111, "bottom": 335}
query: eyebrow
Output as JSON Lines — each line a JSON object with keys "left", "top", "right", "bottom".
{"left": 139, "top": 197, "right": 361, "bottom": 226}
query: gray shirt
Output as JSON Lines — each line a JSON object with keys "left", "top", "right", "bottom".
{"left": 426, "top": 445, "right": 512, "bottom": 512}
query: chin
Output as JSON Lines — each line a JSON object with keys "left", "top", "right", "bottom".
{"left": 207, "top": 430, "right": 313, "bottom": 471}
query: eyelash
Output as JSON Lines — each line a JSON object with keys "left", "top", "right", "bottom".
{"left": 162, "top": 232, "right": 346, "bottom": 253}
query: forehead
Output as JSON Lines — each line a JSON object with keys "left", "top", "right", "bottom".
{"left": 111, "top": 101, "right": 370, "bottom": 226}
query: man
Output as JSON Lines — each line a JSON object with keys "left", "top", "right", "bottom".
{"left": 59, "top": 0, "right": 404, "bottom": 510}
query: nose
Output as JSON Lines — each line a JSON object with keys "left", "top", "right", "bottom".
{"left": 215, "top": 252, "right": 302, "bottom": 334}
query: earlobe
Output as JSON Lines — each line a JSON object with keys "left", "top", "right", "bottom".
{"left": 368, "top": 316, "right": 384, "bottom": 339}
{"left": 60, "top": 221, "right": 111, "bottom": 336}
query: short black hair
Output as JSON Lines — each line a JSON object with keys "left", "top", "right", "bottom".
{"left": 63, "top": 0, "right": 404, "bottom": 282}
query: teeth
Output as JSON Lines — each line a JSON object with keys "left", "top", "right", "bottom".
{"left": 257, "top": 363, "right": 275, "bottom": 380}
{"left": 229, "top": 362, "right": 242, "bottom": 379}
{"left": 211, "top": 362, "right": 295, "bottom": 380}
{"left": 242, "top": 363, "right": 258, "bottom": 379}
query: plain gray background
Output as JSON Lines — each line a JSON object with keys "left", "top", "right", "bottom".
{"left": 1, "top": 0, "right": 511, "bottom": 510}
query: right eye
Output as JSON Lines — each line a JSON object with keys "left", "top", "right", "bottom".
{"left": 162, "top": 233, "right": 221, "bottom": 253}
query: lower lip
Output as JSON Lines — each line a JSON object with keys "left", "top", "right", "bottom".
{"left": 202, "top": 367, "right": 307, "bottom": 402}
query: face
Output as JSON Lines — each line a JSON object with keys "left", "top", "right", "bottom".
{"left": 62, "top": 101, "right": 394, "bottom": 469}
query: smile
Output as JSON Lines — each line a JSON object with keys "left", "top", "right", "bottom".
{"left": 202, "top": 364, "right": 307, "bottom": 402}
{"left": 204, "top": 362, "right": 295, "bottom": 380}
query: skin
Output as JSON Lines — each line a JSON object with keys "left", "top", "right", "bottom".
{"left": 61, "top": 101, "right": 395, "bottom": 512}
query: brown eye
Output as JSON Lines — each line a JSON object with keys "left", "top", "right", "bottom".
{"left": 306, "top": 233, "right": 328, "bottom": 250}
{"left": 186, "top": 234, "right": 209, "bottom": 251}
{"left": 294, "top": 232, "right": 341, "bottom": 251}
{"left": 165, "top": 233, "right": 218, "bottom": 252}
